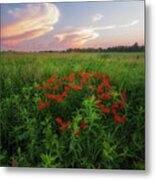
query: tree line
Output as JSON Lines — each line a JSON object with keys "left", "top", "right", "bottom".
{"left": 65, "top": 43, "right": 145, "bottom": 53}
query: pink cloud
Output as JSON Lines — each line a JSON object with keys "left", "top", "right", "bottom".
{"left": 1, "top": 3, "right": 60, "bottom": 45}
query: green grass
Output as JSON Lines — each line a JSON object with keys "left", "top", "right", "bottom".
{"left": 0, "top": 51, "right": 145, "bottom": 169}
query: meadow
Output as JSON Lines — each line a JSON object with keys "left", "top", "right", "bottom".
{"left": 0, "top": 51, "right": 145, "bottom": 169}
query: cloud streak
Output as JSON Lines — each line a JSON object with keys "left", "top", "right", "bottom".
{"left": 54, "top": 19, "right": 139, "bottom": 48}
{"left": 92, "top": 13, "right": 104, "bottom": 22}
{"left": 118, "top": 20, "right": 139, "bottom": 28}
{"left": 55, "top": 25, "right": 116, "bottom": 48}
{"left": 1, "top": 3, "right": 60, "bottom": 45}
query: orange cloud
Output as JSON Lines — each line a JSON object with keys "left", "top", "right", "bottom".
{"left": 55, "top": 26, "right": 115, "bottom": 48}
{"left": 1, "top": 3, "right": 60, "bottom": 45}
{"left": 54, "top": 19, "right": 139, "bottom": 48}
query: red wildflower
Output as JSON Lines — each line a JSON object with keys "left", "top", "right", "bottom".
{"left": 61, "top": 124, "right": 67, "bottom": 132}
{"left": 102, "top": 76, "right": 109, "bottom": 87}
{"left": 45, "top": 102, "right": 50, "bottom": 107}
{"left": 97, "top": 84, "right": 102, "bottom": 94}
{"left": 81, "top": 77, "right": 87, "bottom": 84}
{"left": 52, "top": 84, "right": 59, "bottom": 91}
{"left": 112, "top": 103, "right": 118, "bottom": 108}
{"left": 121, "top": 91, "right": 127, "bottom": 101}
{"left": 49, "top": 94, "right": 56, "bottom": 100}
{"left": 57, "top": 95, "right": 64, "bottom": 102}
{"left": 103, "top": 108, "right": 110, "bottom": 114}
{"left": 89, "top": 71, "right": 93, "bottom": 75}
{"left": 44, "top": 93, "right": 48, "bottom": 97}
{"left": 63, "top": 76, "right": 68, "bottom": 80}
{"left": 117, "top": 101, "right": 125, "bottom": 109}
{"left": 61, "top": 91, "right": 67, "bottom": 97}
{"left": 99, "top": 104, "right": 105, "bottom": 110}
{"left": 42, "top": 85, "right": 47, "bottom": 89}
{"left": 38, "top": 104, "right": 45, "bottom": 110}
{"left": 74, "top": 130, "right": 80, "bottom": 136}
{"left": 121, "top": 116, "right": 127, "bottom": 122}
{"left": 68, "top": 76, "right": 75, "bottom": 82}
{"left": 94, "top": 72, "right": 102, "bottom": 79}
{"left": 47, "top": 79, "right": 54, "bottom": 84}
{"left": 79, "top": 70, "right": 84, "bottom": 74}
{"left": 81, "top": 121, "right": 87, "bottom": 129}
{"left": 112, "top": 108, "right": 117, "bottom": 115}
{"left": 38, "top": 99, "right": 43, "bottom": 104}
{"left": 65, "top": 86, "right": 70, "bottom": 91}
{"left": 83, "top": 72, "right": 89, "bottom": 77}
{"left": 73, "top": 85, "right": 82, "bottom": 91}
{"left": 105, "top": 94, "right": 111, "bottom": 100}
{"left": 55, "top": 117, "right": 62, "bottom": 125}
{"left": 114, "top": 115, "right": 121, "bottom": 123}
{"left": 36, "top": 85, "right": 40, "bottom": 89}
{"left": 100, "top": 93, "right": 105, "bottom": 99}
{"left": 51, "top": 74, "right": 57, "bottom": 79}
{"left": 108, "top": 86, "right": 112, "bottom": 91}
{"left": 58, "top": 77, "right": 62, "bottom": 84}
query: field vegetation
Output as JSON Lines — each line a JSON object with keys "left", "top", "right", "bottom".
{"left": 0, "top": 51, "right": 144, "bottom": 169}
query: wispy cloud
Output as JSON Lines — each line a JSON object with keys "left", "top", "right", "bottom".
{"left": 55, "top": 25, "right": 115, "bottom": 48}
{"left": 55, "top": 19, "right": 139, "bottom": 48}
{"left": 92, "top": 13, "right": 104, "bottom": 22}
{"left": 118, "top": 20, "right": 139, "bottom": 28}
{"left": 1, "top": 3, "right": 60, "bottom": 45}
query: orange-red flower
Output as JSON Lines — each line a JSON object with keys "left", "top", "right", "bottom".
{"left": 103, "top": 108, "right": 110, "bottom": 114}
{"left": 97, "top": 84, "right": 102, "bottom": 94}
{"left": 55, "top": 117, "right": 62, "bottom": 125}
{"left": 112, "top": 108, "right": 117, "bottom": 115}
{"left": 61, "top": 91, "right": 67, "bottom": 97}
{"left": 100, "top": 93, "right": 105, "bottom": 99}
{"left": 68, "top": 76, "right": 75, "bottom": 82}
{"left": 114, "top": 115, "right": 121, "bottom": 123}
{"left": 36, "top": 85, "right": 40, "bottom": 89}
{"left": 38, "top": 99, "right": 43, "bottom": 104}
{"left": 105, "top": 94, "right": 111, "bottom": 100}
{"left": 74, "top": 130, "right": 80, "bottom": 136}
{"left": 65, "top": 86, "right": 70, "bottom": 91}
{"left": 52, "top": 84, "right": 59, "bottom": 91}
{"left": 102, "top": 76, "right": 109, "bottom": 87}
{"left": 47, "top": 79, "right": 54, "bottom": 84}
{"left": 121, "top": 116, "right": 127, "bottom": 122}
{"left": 94, "top": 72, "right": 102, "bottom": 79}
{"left": 81, "top": 121, "right": 87, "bottom": 129}
{"left": 121, "top": 91, "right": 127, "bottom": 101}
{"left": 73, "top": 85, "right": 82, "bottom": 91}
{"left": 45, "top": 102, "right": 50, "bottom": 107}
{"left": 42, "top": 85, "right": 47, "bottom": 89}
{"left": 99, "top": 104, "right": 105, "bottom": 110}
{"left": 81, "top": 77, "right": 87, "bottom": 84}
{"left": 57, "top": 95, "right": 64, "bottom": 102}
{"left": 117, "top": 101, "right": 125, "bottom": 109}
{"left": 61, "top": 124, "right": 67, "bottom": 132}
{"left": 51, "top": 74, "right": 57, "bottom": 79}
{"left": 38, "top": 104, "right": 45, "bottom": 110}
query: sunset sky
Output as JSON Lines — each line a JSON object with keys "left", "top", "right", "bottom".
{"left": 1, "top": 1, "right": 144, "bottom": 51}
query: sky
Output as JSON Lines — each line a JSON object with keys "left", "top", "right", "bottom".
{"left": 1, "top": 1, "right": 144, "bottom": 51}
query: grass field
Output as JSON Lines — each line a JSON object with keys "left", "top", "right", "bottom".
{"left": 0, "top": 51, "right": 145, "bottom": 169}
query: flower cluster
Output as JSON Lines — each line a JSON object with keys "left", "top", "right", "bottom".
{"left": 36, "top": 70, "right": 127, "bottom": 136}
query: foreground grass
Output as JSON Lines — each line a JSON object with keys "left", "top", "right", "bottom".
{"left": 0, "top": 52, "right": 144, "bottom": 169}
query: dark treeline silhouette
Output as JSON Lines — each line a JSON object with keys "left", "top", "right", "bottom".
{"left": 65, "top": 43, "right": 145, "bottom": 53}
